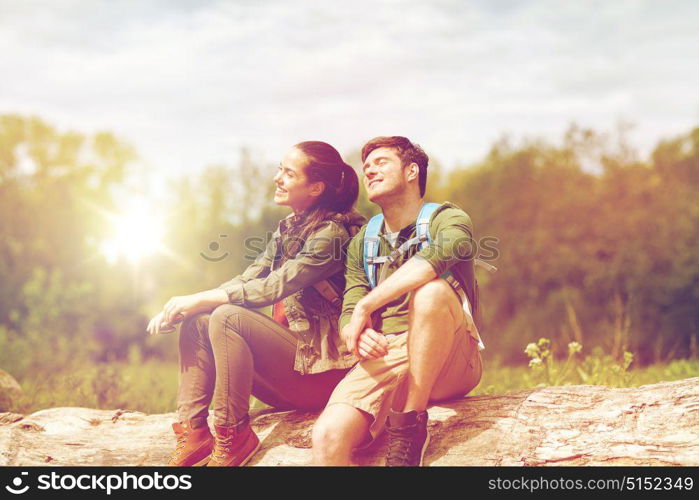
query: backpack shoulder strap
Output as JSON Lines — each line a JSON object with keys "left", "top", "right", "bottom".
{"left": 363, "top": 204, "right": 440, "bottom": 288}
{"left": 363, "top": 213, "right": 384, "bottom": 289}
{"left": 415, "top": 202, "right": 498, "bottom": 274}
{"left": 416, "top": 202, "right": 441, "bottom": 250}
{"left": 312, "top": 279, "right": 343, "bottom": 308}
{"left": 312, "top": 218, "right": 366, "bottom": 307}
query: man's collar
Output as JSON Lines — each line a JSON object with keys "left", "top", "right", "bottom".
{"left": 379, "top": 220, "right": 416, "bottom": 236}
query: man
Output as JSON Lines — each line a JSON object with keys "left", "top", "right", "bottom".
{"left": 312, "top": 136, "right": 484, "bottom": 466}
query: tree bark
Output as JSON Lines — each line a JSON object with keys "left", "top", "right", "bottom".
{"left": 1, "top": 378, "right": 697, "bottom": 466}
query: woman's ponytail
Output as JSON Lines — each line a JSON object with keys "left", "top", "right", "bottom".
{"left": 330, "top": 161, "right": 358, "bottom": 213}
{"left": 294, "top": 141, "right": 359, "bottom": 214}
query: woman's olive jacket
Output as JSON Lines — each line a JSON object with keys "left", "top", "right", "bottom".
{"left": 217, "top": 210, "right": 367, "bottom": 374}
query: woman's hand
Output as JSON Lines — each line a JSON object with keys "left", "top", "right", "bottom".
{"left": 161, "top": 289, "right": 230, "bottom": 326}
{"left": 146, "top": 311, "right": 179, "bottom": 336}
{"left": 146, "top": 290, "right": 229, "bottom": 336}
{"left": 162, "top": 294, "right": 202, "bottom": 325}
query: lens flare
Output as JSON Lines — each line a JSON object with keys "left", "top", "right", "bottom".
{"left": 99, "top": 203, "right": 165, "bottom": 264}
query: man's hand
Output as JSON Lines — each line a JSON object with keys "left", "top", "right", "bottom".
{"left": 356, "top": 328, "right": 389, "bottom": 360}
{"left": 341, "top": 302, "right": 388, "bottom": 359}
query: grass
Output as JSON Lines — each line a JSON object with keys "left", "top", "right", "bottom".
{"left": 7, "top": 360, "right": 274, "bottom": 415}
{"left": 10, "top": 362, "right": 179, "bottom": 415}
{"left": 473, "top": 358, "right": 699, "bottom": 396}
{"left": 5, "top": 349, "right": 699, "bottom": 415}
{"left": 474, "top": 337, "right": 699, "bottom": 395}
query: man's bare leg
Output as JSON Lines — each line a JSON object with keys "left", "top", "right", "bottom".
{"left": 311, "top": 403, "right": 372, "bottom": 465}
{"left": 399, "top": 278, "right": 462, "bottom": 412}
{"left": 381, "top": 279, "right": 462, "bottom": 466}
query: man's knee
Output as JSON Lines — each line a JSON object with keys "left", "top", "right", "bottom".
{"left": 311, "top": 415, "right": 340, "bottom": 455}
{"left": 312, "top": 404, "right": 369, "bottom": 458}
{"left": 410, "top": 278, "right": 458, "bottom": 313}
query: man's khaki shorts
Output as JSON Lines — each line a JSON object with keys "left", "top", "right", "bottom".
{"left": 326, "top": 306, "right": 483, "bottom": 446}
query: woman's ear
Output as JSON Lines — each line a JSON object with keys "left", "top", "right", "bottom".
{"left": 309, "top": 181, "right": 325, "bottom": 198}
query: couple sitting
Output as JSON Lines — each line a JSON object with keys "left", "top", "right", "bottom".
{"left": 147, "top": 136, "right": 484, "bottom": 467}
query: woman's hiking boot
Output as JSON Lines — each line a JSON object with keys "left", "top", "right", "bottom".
{"left": 168, "top": 418, "right": 214, "bottom": 466}
{"left": 207, "top": 416, "right": 261, "bottom": 467}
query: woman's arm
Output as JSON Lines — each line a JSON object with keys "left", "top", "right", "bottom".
{"left": 158, "top": 222, "right": 348, "bottom": 324}
{"left": 159, "top": 288, "right": 230, "bottom": 327}
{"left": 215, "top": 229, "right": 279, "bottom": 291}
{"left": 220, "top": 220, "right": 350, "bottom": 308}
{"left": 158, "top": 231, "right": 280, "bottom": 326}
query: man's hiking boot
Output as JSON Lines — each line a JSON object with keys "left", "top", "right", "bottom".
{"left": 168, "top": 419, "right": 214, "bottom": 466}
{"left": 207, "top": 416, "right": 260, "bottom": 467}
{"left": 385, "top": 409, "right": 430, "bottom": 466}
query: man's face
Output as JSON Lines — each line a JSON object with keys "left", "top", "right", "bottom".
{"left": 362, "top": 147, "right": 415, "bottom": 202}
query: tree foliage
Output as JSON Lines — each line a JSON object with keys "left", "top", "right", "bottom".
{"left": 0, "top": 115, "right": 697, "bottom": 393}
{"left": 434, "top": 125, "right": 699, "bottom": 363}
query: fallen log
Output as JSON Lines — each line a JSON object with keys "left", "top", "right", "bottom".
{"left": 1, "top": 378, "right": 697, "bottom": 466}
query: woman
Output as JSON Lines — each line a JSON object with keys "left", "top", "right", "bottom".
{"left": 146, "top": 141, "right": 365, "bottom": 467}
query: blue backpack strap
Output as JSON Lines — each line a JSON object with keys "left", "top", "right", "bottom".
{"left": 416, "top": 202, "right": 441, "bottom": 250}
{"left": 363, "top": 203, "right": 442, "bottom": 288}
{"left": 416, "top": 202, "right": 455, "bottom": 281}
{"left": 363, "top": 214, "right": 384, "bottom": 289}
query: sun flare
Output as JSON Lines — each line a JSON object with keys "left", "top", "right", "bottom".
{"left": 100, "top": 204, "right": 165, "bottom": 264}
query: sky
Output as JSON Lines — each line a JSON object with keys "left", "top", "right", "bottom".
{"left": 1, "top": 0, "right": 698, "bottom": 183}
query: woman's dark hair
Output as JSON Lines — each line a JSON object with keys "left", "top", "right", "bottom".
{"left": 297, "top": 141, "right": 359, "bottom": 214}
{"left": 281, "top": 141, "right": 359, "bottom": 262}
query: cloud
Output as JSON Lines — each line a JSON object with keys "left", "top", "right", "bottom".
{"left": 0, "top": 0, "right": 697, "bottom": 185}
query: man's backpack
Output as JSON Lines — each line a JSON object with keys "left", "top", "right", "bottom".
{"left": 362, "top": 202, "right": 495, "bottom": 350}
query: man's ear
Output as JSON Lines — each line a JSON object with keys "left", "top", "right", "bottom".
{"left": 406, "top": 162, "right": 420, "bottom": 183}
{"left": 309, "top": 181, "right": 325, "bottom": 198}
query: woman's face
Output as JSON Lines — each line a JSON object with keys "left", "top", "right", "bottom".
{"left": 273, "top": 147, "right": 324, "bottom": 213}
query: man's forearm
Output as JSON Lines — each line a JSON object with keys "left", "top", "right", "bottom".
{"left": 358, "top": 256, "right": 437, "bottom": 313}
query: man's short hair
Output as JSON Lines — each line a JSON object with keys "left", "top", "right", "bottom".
{"left": 361, "top": 136, "right": 429, "bottom": 197}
